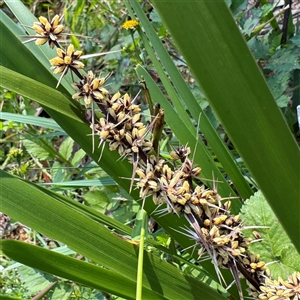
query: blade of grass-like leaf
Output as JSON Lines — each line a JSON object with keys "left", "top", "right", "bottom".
{"left": 126, "top": 0, "right": 253, "bottom": 202}
{"left": 0, "top": 112, "right": 64, "bottom": 132}
{"left": 0, "top": 240, "right": 156, "bottom": 300}
{"left": 32, "top": 179, "right": 133, "bottom": 236}
{"left": 0, "top": 170, "right": 139, "bottom": 278}
{"left": 0, "top": 170, "right": 229, "bottom": 300}
{"left": 151, "top": 0, "right": 300, "bottom": 253}
{"left": 39, "top": 178, "right": 117, "bottom": 187}
{"left": 1, "top": 240, "right": 157, "bottom": 299}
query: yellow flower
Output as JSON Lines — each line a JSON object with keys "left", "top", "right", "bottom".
{"left": 122, "top": 20, "right": 139, "bottom": 30}
{"left": 9, "top": 148, "right": 23, "bottom": 158}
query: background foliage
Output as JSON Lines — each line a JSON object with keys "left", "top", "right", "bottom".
{"left": 1, "top": 0, "right": 299, "bottom": 299}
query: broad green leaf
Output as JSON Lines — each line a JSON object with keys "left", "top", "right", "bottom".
{"left": 59, "top": 137, "right": 74, "bottom": 161}
{"left": 49, "top": 283, "right": 73, "bottom": 300}
{"left": 71, "top": 148, "right": 86, "bottom": 166}
{"left": 23, "top": 139, "right": 54, "bottom": 160}
{"left": 240, "top": 191, "right": 300, "bottom": 280}
{"left": 83, "top": 189, "right": 110, "bottom": 213}
{"left": 150, "top": 0, "right": 300, "bottom": 253}
{"left": 18, "top": 265, "right": 58, "bottom": 296}
{"left": 52, "top": 161, "right": 65, "bottom": 183}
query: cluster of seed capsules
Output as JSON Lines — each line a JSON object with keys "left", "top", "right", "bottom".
{"left": 135, "top": 147, "right": 270, "bottom": 295}
{"left": 71, "top": 71, "right": 300, "bottom": 300}
{"left": 72, "top": 71, "right": 153, "bottom": 163}
{"left": 27, "top": 14, "right": 299, "bottom": 300}
{"left": 72, "top": 71, "right": 273, "bottom": 298}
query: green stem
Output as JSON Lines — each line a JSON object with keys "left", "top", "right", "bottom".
{"left": 130, "top": 31, "right": 141, "bottom": 63}
{"left": 136, "top": 209, "right": 147, "bottom": 300}
{"left": 247, "top": 5, "right": 287, "bottom": 40}
{"left": 259, "top": 0, "right": 279, "bottom": 30}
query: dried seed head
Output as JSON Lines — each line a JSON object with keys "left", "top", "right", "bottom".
{"left": 30, "top": 14, "right": 64, "bottom": 48}
{"left": 257, "top": 272, "right": 300, "bottom": 300}
{"left": 50, "top": 44, "right": 84, "bottom": 84}
{"left": 72, "top": 71, "right": 107, "bottom": 107}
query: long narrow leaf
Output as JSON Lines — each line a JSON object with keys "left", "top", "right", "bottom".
{"left": 150, "top": 0, "right": 300, "bottom": 252}
{"left": 1, "top": 240, "right": 154, "bottom": 300}
{"left": 1, "top": 112, "right": 64, "bottom": 132}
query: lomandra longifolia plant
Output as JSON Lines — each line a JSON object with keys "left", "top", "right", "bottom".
{"left": 24, "top": 14, "right": 300, "bottom": 300}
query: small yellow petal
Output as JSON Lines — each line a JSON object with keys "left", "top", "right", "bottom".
{"left": 72, "top": 92, "right": 82, "bottom": 100}
{"left": 122, "top": 20, "right": 139, "bottom": 30}
{"left": 39, "top": 16, "right": 48, "bottom": 25}
{"left": 64, "top": 56, "right": 72, "bottom": 64}
{"left": 32, "top": 24, "right": 44, "bottom": 34}
{"left": 67, "top": 44, "right": 74, "bottom": 56}
{"left": 49, "top": 57, "right": 64, "bottom": 65}
{"left": 83, "top": 83, "right": 89, "bottom": 93}
{"left": 84, "top": 95, "right": 93, "bottom": 105}
{"left": 56, "top": 48, "right": 65, "bottom": 58}
{"left": 99, "top": 87, "right": 109, "bottom": 95}
{"left": 35, "top": 38, "right": 48, "bottom": 45}
{"left": 93, "top": 91, "right": 104, "bottom": 100}
{"left": 51, "top": 15, "right": 60, "bottom": 27}
{"left": 53, "top": 66, "right": 66, "bottom": 74}
{"left": 87, "top": 71, "right": 94, "bottom": 79}
{"left": 73, "top": 50, "right": 82, "bottom": 57}
{"left": 45, "top": 22, "right": 51, "bottom": 32}
{"left": 91, "top": 78, "right": 99, "bottom": 90}
{"left": 72, "top": 61, "right": 85, "bottom": 69}
{"left": 53, "top": 24, "right": 64, "bottom": 35}
{"left": 111, "top": 92, "right": 121, "bottom": 102}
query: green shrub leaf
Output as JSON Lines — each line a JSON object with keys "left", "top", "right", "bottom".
{"left": 241, "top": 191, "right": 300, "bottom": 279}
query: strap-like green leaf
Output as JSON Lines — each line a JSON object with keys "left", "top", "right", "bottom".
{"left": 1, "top": 112, "right": 64, "bottom": 132}
{"left": 150, "top": 0, "right": 300, "bottom": 253}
